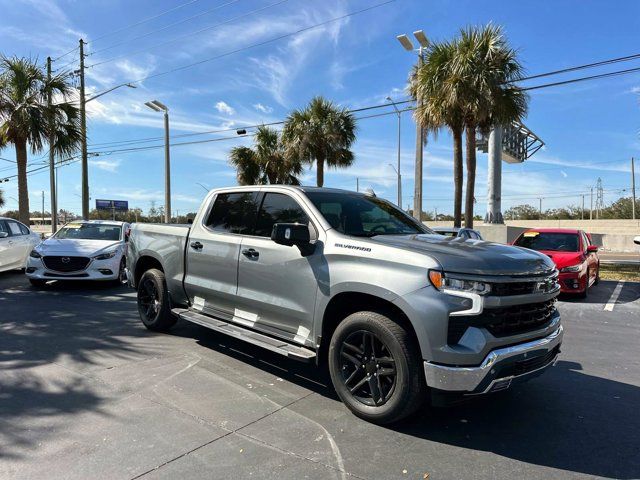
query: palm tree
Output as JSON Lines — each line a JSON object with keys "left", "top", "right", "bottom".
{"left": 409, "top": 40, "right": 466, "bottom": 227}
{"left": 282, "top": 96, "right": 356, "bottom": 187}
{"left": 0, "top": 56, "right": 81, "bottom": 224}
{"left": 229, "top": 126, "right": 302, "bottom": 185}
{"left": 454, "top": 25, "right": 528, "bottom": 227}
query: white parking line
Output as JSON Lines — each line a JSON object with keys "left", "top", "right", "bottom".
{"left": 604, "top": 281, "right": 625, "bottom": 311}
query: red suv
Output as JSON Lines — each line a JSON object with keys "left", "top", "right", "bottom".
{"left": 512, "top": 228, "right": 599, "bottom": 298}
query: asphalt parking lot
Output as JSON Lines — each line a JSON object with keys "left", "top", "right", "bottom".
{"left": 1, "top": 272, "right": 639, "bottom": 480}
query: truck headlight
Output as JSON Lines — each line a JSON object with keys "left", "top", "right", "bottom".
{"left": 560, "top": 264, "right": 582, "bottom": 273}
{"left": 94, "top": 248, "right": 118, "bottom": 260}
{"left": 428, "top": 270, "right": 491, "bottom": 295}
{"left": 29, "top": 249, "right": 42, "bottom": 258}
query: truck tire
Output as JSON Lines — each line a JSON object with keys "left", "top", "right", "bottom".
{"left": 328, "top": 311, "right": 426, "bottom": 424}
{"left": 137, "top": 268, "right": 176, "bottom": 332}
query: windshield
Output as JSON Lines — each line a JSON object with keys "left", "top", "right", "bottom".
{"left": 55, "top": 223, "right": 122, "bottom": 241}
{"left": 514, "top": 232, "right": 579, "bottom": 252}
{"left": 306, "top": 191, "right": 433, "bottom": 237}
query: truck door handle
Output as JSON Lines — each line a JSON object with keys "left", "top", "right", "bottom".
{"left": 190, "top": 241, "right": 203, "bottom": 250}
{"left": 241, "top": 248, "right": 259, "bottom": 259}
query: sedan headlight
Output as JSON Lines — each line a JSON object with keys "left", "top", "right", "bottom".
{"left": 428, "top": 270, "right": 491, "bottom": 294}
{"left": 560, "top": 264, "right": 582, "bottom": 273}
{"left": 93, "top": 248, "right": 119, "bottom": 260}
{"left": 29, "top": 249, "right": 42, "bottom": 258}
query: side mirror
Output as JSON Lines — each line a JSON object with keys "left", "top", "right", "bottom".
{"left": 0, "top": 231, "right": 8, "bottom": 238}
{"left": 187, "top": 218, "right": 193, "bottom": 225}
{"left": 271, "top": 223, "right": 310, "bottom": 247}
{"left": 587, "top": 245, "right": 598, "bottom": 253}
{"left": 634, "top": 236, "right": 640, "bottom": 246}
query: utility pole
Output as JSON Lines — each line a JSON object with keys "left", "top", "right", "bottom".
{"left": 79, "top": 39, "right": 89, "bottom": 220}
{"left": 581, "top": 194, "right": 585, "bottom": 221}
{"left": 356, "top": 177, "right": 359, "bottom": 192}
{"left": 413, "top": 51, "right": 424, "bottom": 221}
{"left": 163, "top": 109, "right": 171, "bottom": 223}
{"left": 41, "top": 191, "right": 45, "bottom": 226}
{"left": 632, "top": 157, "right": 636, "bottom": 221}
{"left": 538, "top": 198, "right": 542, "bottom": 219}
{"left": 590, "top": 187, "right": 593, "bottom": 220}
{"left": 396, "top": 31, "right": 428, "bottom": 221}
{"left": 46, "top": 57, "right": 57, "bottom": 233}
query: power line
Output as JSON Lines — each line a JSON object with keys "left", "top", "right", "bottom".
{"left": 522, "top": 65, "right": 640, "bottom": 91}
{"left": 88, "top": 0, "right": 396, "bottom": 88}
{"left": 89, "top": 0, "right": 244, "bottom": 57}
{"left": 89, "top": 0, "right": 203, "bottom": 44}
{"left": 89, "top": 0, "right": 290, "bottom": 67}
{"left": 51, "top": 46, "right": 79, "bottom": 63}
{"left": 518, "top": 52, "right": 640, "bottom": 83}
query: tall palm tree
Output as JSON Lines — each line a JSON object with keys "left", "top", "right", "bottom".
{"left": 0, "top": 56, "right": 81, "bottom": 224}
{"left": 282, "top": 96, "right": 356, "bottom": 187}
{"left": 229, "top": 125, "right": 302, "bottom": 185}
{"left": 454, "top": 25, "right": 528, "bottom": 227}
{"left": 409, "top": 40, "right": 466, "bottom": 227}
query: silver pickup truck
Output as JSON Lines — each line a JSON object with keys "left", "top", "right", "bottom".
{"left": 127, "top": 185, "right": 562, "bottom": 424}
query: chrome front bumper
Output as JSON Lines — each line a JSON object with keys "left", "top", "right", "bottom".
{"left": 424, "top": 325, "right": 563, "bottom": 393}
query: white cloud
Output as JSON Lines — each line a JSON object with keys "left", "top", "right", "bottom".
{"left": 253, "top": 103, "right": 273, "bottom": 114}
{"left": 215, "top": 101, "right": 235, "bottom": 115}
{"left": 89, "top": 159, "right": 121, "bottom": 172}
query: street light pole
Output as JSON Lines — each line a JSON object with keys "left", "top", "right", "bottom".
{"left": 79, "top": 39, "right": 88, "bottom": 220}
{"left": 386, "top": 96, "right": 402, "bottom": 207}
{"left": 145, "top": 100, "right": 171, "bottom": 223}
{"left": 397, "top": 30, "right": 428, "bottom": 221}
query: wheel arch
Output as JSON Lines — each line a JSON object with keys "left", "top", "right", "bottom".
{"left": 318, "top": 291, "right": 422, "bottom": 366}
{"left": 133, "top": 254, "right": 164, "bottom": 288}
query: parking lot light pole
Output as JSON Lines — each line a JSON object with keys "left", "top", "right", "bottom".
{"left": 396, "top": 30, "right": 429, "bottom": 220}
{"left": 386, "top": 96, "right": 402, "bottom": 207}
{"left": 145, "top": 100, "right": 171, "bottom": 224}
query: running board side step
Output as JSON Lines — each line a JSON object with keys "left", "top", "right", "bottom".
{"left": 172, "top": 308, "right": 316, "bottom": 362}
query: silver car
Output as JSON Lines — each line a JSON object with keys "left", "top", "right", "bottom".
{"left": 127, "top": 186, "right": 562, "bottom": 424}
{"left": 0, "top": 217, "right": 41, "bottom": 273}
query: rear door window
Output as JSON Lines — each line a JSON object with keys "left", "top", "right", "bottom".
{"left": 7, "top": 221, "right": 23, "bottom": 236}
{"left": 0, "top": 221, "right": 9, "bottom": 236}
{"left": 205, "top": 192, "right": 258, "bottom": 235}
{"left": 18, "top": 223, "right": 30, "bottom": 235}
{"left": 253, "top": 193, "right": 310, "bottom": 237}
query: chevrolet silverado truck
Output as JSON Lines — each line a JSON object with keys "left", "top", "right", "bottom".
{"left": 127, "top": 186, "right": 563, "bottom": 424}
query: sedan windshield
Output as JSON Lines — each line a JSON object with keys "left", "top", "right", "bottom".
{"left": 514, "top": 232, "right": 579, "bottom": 252}
{"left": 55, "top": 224, "right": 122, "bottom": 241}
{"left": 306, "top": 191, "right": 433, "bottom": 237}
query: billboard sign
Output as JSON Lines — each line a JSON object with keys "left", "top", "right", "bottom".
{"left": 96, "top": 199, "right": 129, "bottom": 211}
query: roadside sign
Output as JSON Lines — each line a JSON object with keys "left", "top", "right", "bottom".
{"left": 96, "top": 199, "right": 129, "bottom": 211}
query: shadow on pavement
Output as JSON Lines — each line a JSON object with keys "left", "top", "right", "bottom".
{"left": 395, "top": 360, "right": 640, "bottom": 479}
{"left": 559, "top": 279, "right": 640, "bottom": 305}
{"left": 0, "top": 272, "right": 153, "bottom": 459}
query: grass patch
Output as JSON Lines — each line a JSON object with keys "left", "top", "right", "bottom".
{"left": 599, "top": 264, "right": 640, "bottom": 282}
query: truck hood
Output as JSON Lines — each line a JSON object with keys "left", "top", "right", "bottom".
{"left": 37, "top": 238, "right": 121, "bottom": 257}
{"left": 370, "top": 234, "right": 555, "bottom": 276}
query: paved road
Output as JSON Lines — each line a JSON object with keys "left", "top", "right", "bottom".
{"left": 1, "top": 272, "right": 639, "bottom": 480}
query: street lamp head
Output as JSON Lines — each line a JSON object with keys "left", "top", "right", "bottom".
{"left": 144, "top": 101, "right": 163, "bottom": 112}
{"left": 396, "top": 34, "right": 414, "bottom": 51}
{"left": 151, "top": 100, "right": 168, "bottom": 111}
{"left": 125, "top": 83, "right": 138, "bottom": 89}
{"left": 413, "top": 30, "right": 429, "bottom": 48}
{"left": 386, "top": 96, "right": 392, "bottom": 101}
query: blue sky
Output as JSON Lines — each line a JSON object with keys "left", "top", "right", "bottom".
{"left": 1, "top": 0, "right": 639, "bottom": 217}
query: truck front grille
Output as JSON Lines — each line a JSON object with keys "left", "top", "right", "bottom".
{"left": 42, "top": 256, "right": 91, "bottom": 273}
{"left": 448, "top": 299, "right": 557, "bottom": 345}
{"left": 491, "top": 281, "right": 537, "bottom": 296}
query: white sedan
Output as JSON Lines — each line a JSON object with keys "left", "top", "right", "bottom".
{"left": 26, "top": 220, "right": 129, "bottom": 287}
{"left": 0, "top": 217, "right": 42, "bottom": 273}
